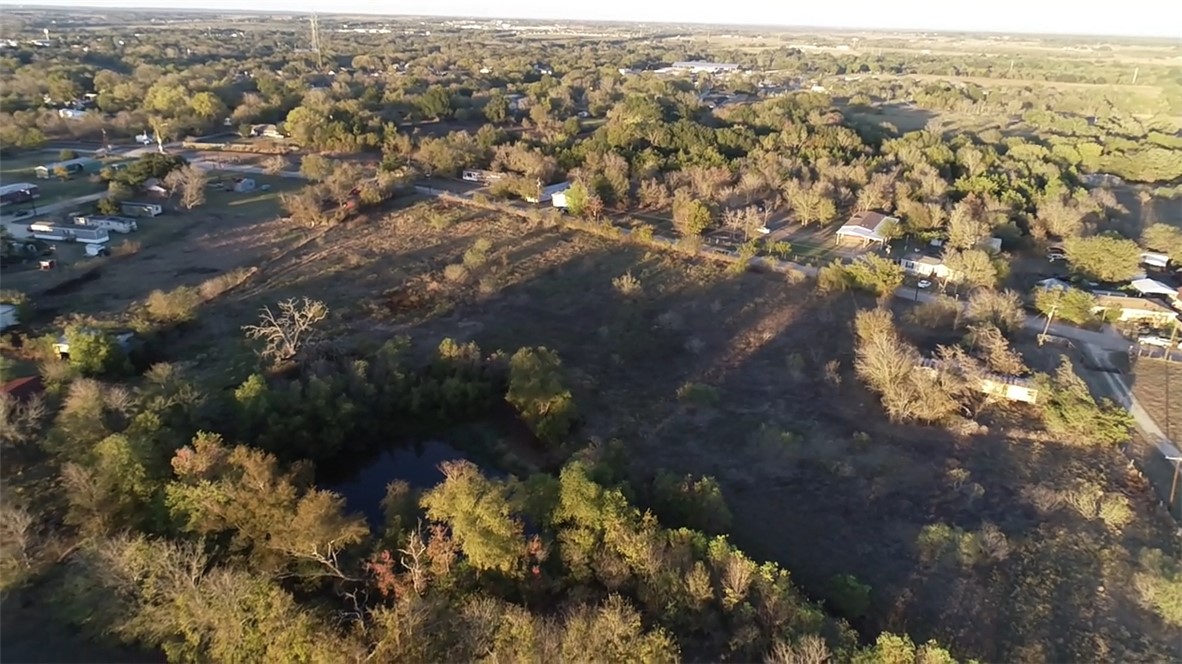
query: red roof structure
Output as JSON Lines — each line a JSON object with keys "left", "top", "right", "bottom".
{"left": 1, "top": 375, "right": 44, "bottom": 401}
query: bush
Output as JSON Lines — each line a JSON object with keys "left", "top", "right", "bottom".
{"left": 1134, "top": 549, "right": 1182, "bottom": 627}
{"left": 197, "top": 267, "right": 255, "bottom": 301}
{"left": 443, "top": 264, "right": 469, "bottom": 283}
{"left": 0, "top": 290, "right": 32, "bottom": 323}
{"left": 816, "top": 260, "right": 852, "bottom": 293}
{"left": 651, "top": 472, "right": 733, "bottom": 535}
{"left": 965, "top": 289, "right": 1024, "bottom": 333}
{"left": 145, "top": 286, "right": 201, "bottom": 325}
{"left": 907, "top": 295, "right": 960, "bottom": 329}
{"left": 676, "top": 382, "right": 720, "bottom": 407}
{"left": 826, "top": 574, "right": 871, "bottom": 619}
{"left": 612, "top": 271, "right": 642, "bottom": 297}
{"left": 1036, "top": 358, "right": 1133, "bottom": 445}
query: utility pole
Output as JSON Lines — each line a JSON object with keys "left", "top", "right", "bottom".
{"left": 1132, "top": 67, "right": 1139, "bottom": 85}
{"left": 1038, "top": 300, "right": 1059, "bottom": 346}
{"left": 1008, "top": 59, "right": 1014, "bottom": 76}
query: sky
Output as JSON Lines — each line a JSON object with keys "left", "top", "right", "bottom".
{"left": 8, "top": 0, "right": 1182, "bottom": 38}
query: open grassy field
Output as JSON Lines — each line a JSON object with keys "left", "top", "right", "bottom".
{"left": 1132, "top": 358, "right": 1182, "bottom": 442}
{"left": 10, "top": 197, "right": 1181, "bottom": 662}
{"left": 0, "top": 151, "right": 120, "bottom": 206}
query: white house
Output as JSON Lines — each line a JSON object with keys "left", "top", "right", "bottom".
{"left": 900, "top": 254, "right": 958, "bottom": 281}
{"left": 835, "top": 211, "right": 897, "bottom": 246}
{"left": 1092, "top": 294, "right": 1179, "bottom": 325}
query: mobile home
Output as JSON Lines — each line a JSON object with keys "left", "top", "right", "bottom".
{"left": 526, "top": 181, "right": 571, "bottom": 205}
{"left": 120, "top": 201, "right": 163, "bottom": 217}
{"left": 34, "top": 157, "right": 102, "bottom": 180}
{"left": 0, "top": 182, "right": 40, "bottom": 208}
{"left": 28, "top": 222, "right": 110, "bottom": 244}
{"left": 74, "top": 215, "right": 138, "bottom": 233}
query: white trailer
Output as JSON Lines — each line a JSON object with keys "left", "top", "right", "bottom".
{"left": 74, "top": 215, "right": 138, "bottom": 233}
{"left": 120, "top": 201, "right": 163, "bottom": 217}
{"left": 28, "top": 223, "right": 110, "bottom": 244}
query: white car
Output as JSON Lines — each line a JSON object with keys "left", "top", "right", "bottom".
{"left": 917, "top": 279, "right": 932, "bottom": 289}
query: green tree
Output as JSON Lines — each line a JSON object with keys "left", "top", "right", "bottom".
{"left": 1063, "top": 234, "right": 1142, "bottom": 282}
{"left": 846, "top": 255, "right": 904, "bottom": 296}
{"left": 420, "top": 460, "right": 524, "bottom": 574}
{"left": 1142, "top": 223, "right": 1182, "bottom": 263}
{"left": 672, "top": 194, "right": 713, "bottom": 237}
{"left": 1034, "top": 286, "right": 1097, "bottom": 326}
{"left": 484, "top": 92, "right": 509, "bottom": 123}
{"left": 506, "top": 347, "right": 578, "bottom": 447}
{"left": 190, "top": 91, "right": 227, "bottom": 121}
{"left": 299, "top": 154, "right": 333, "bottom": 182}
{"left": 563, "top": 181, "right": 591, "bottom": 217}
{"left": 1036, "top": 358, "right": 1133, "bottom": 445}
{"left": 64, "top": 326, "right": 128, "bottom": 377}
{"left": 943, "top": 248, "right": 998, "bottom": 289}
{"left": 826, "top": 574, "right": 872, "bottom": 619}
{"left": 418, "top": 86, "right": 453, "bottom": 120}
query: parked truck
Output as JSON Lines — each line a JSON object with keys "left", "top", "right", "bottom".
{"left": 73, "top": 215, "right": 138, "bottom": 233}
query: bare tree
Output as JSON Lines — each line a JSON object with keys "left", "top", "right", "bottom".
{"left": 262, "top": 155, "right": 289, "bottom": 175}
{"left": 242, "top": 297, "right": 329, "bottom": 364}
{"left": 164, "top": 166, "right": 208, "bottom": 210}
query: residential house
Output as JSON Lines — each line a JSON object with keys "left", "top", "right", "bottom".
{"left": 1130, "top": 278, "right": 1177, "bottom": 299}
{"left": 34, "top": 157, "right": 101, "bottom": 179}
{"left": 1092, "top": 294, "right": 1179, "bottom": 325}
{"left": 900, "top": 253, "right": 959, "bottom": 281}
{"left": 835, "top": 210, "right": 897, "bottom": 246}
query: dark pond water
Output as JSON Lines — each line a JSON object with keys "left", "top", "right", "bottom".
{"left": 325, "top": 440, "right": 471, "bottom": 525}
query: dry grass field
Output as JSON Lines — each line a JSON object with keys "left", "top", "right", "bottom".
{"left": 1132, "top": 357, "right": 1182, "bottom": 442}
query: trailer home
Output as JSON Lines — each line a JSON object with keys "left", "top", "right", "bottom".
{"left": 28, "top": 222, "right": 110, "bottom": 244}
{"left": 74, "top": 215, "right": 138, "bottom": 233}
{"left": 120, "top": 201, "right": 163, "bottom": 217}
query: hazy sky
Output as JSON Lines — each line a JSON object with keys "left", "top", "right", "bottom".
{"left": 10, "top": 0, "right": 1182, "bottom": 38}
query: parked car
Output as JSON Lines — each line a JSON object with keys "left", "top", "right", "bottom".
{"left": 917, "top": 279, "right": 933, "bottom": 289}
{"left": 1046, "top": 251, "right": 1066, "bottom": 262}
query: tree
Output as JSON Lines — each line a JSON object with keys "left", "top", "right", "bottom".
{"left": 58, "top": 148, "right": 78, "bottom": 161}
{"left": 1142, "top": 223, "right": 1182, "bottom": 263}
{"left": 418, "top": 86, "right": 453, "bottom": 120}
{"left": 507, "top": 347, "right": 578, "bottom": 447}
{"left": 845, "top": 255, "right": 904, "bottom": 296}
{"left": 148, "top": 116, "right": 174, "bottom": 154}
{"left": 672, "top": 192, "right": 713, "bottom": 237}
{"left": 419, "top": 460, "right": 524, "bottom": 574}
{"left": 52, "top": 165, "right": 70, "bottom": 181}
{"left": 946, "top": 195, "right": 992, "bottom": 250}
{"left": 484, "top": 92, "right": 509, "bottom": 123}
{"left": 190, "top": 91, "right": 227, "bottom": 121}
{"left": 299, "top": 154, "right": 333, "bottom": 182}
{"left": 163, "top": 165, "right": 207, "bottom": 210}
{"left": 262, "top": 155, "right": 289, "bottom": 175}
{"left": 964, "top": 323, "right": 1026, "bottom": 375}
{"left": 1063, "top": 234, "right": 1142, "bottom": 282}
{"left": 242, "top": 297, "right": 329, "bottom": 364}
{"left": 1036, "top": 358, "right": 1133, "bottom": 445}
{"left": 1034, "top": 286, "right": 1096, "bottom": 326}
{"left": 943, "top": 248, "right": 998, "bottom": 289}
{"left": 563, "top": 181, "right": 590, "bottom": 217}
{"left": 853, "top": 308, "right": 959, "bottom": 423}
{"left": 63, "top": 326, "right": 128, "bottom": 377}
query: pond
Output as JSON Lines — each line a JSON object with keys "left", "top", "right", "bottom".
{"left": 325, "top": 440, "right": 471, "bottom": 525}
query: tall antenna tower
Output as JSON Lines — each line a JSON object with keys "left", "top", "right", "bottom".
{"left": 310, "top": 14, "right": 324, "bottom": 70}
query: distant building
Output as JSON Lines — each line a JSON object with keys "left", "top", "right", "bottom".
{"left": 835, "top": 210, "right": 897, "bottom": 246}
{"left": 917, "top": 357, "right": 1039, "bottom": 404}
{"left": 57, "top": 108, "right": 86, "bottom": 120}
{"left": 34, "top": 156, "right": 101, "bottom": 179}
{"left": 671, "top": 61, "right": 741, "bottom": 74}
{"left": 250, "top": 124, "right": 286, "bottom": 139}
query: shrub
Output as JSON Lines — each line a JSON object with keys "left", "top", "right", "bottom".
{"left": 816, "top": 260, "right": 852, "bottom": 294}
{"left": 825, "top": 574, "right": 871, "bottom": 619}
{"left": 676, "top": 382, "right": 720, "bottom": 407}
{"left": 612, "top": 271, "right": 642, "bottom": 297}
{"left": 1134, "top": 548, "right": 1182, "bottom": 627}
{"left": 651, "top": 472, "right": 733, "bottom": 535}
{"left": 443, "top": 264, "right": 470, "bottom": 283}
{"left": 965, "top": 289, "right": 1024, "bottom": 333}
{"left": 198, "top": 267, "right": 255, "bottom": 301}
{"left": 0, "top": 290, "right": 32, "bottom": 322}
{"left": 907, "top": 295, "right": 961, "bottom": 329}
{"left": 145, "top": 286, "right": 201, "bottom": 325}
{"left": 631, "top": 225, "right": 655, "bottom": 245}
